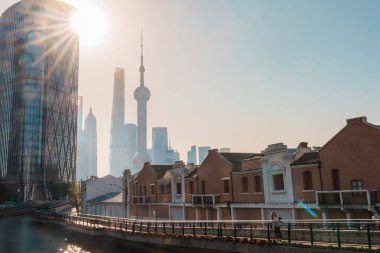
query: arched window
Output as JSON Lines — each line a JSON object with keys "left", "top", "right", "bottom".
{"left": 331, "top": 169, "right": 340, "bottom": 190}
{"left": 303, "top": 171, "right": 313, "bottom": 190}
{"left": 189, "top": 181, "right": 194, "bottom": 194}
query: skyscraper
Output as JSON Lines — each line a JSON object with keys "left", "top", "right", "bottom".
{"left": 0, "top": 0, "right": 79, "bottom": 201}
{"left": 110, "top": 67, "right": 128, "bottom": 176}
{"left": 84, "top": 108, "right": 97, "bottom": 177}
{"left": 187, "top": 145, "right": 197, "bottom": 164}
{"left": 152, "top": 127, "right": 168, "bottom": 164}
{"left": 198, "top": 146, "right": 211, "bottom": 164}
{"left": 133, "top": 33, "right": 151, "bottom": 170}
{"left": 76, "top": 96, "right": 86, "bottom": 181}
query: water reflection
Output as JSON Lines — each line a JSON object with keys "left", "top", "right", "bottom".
{"left": 0, "top": 216, "right": 223, "bottom": 253}
{"left": 57, "top": 244, "right": 90, "bottom": 253}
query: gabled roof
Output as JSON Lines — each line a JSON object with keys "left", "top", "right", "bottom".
{"left": 220, "top": 152, "right": 263, "bottom": 171}
{"left": 291, "top": 152, "right": 320, "bottom": 166}
{"left": 87, "top": 192, "right": 121, "bottom": 203}
{"left": 151, "top": 165, "right": 173, "bottom": 179}
{"left": 185, "top": 167, "right": 199, "bottom": 178}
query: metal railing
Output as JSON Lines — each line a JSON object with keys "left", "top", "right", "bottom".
{"left": 316, "top": 190, "right": 378, "bottom": 207}
{"left": 132, "top": 196, "right": 150, "bottom": 204}
{"left": 34, "top": 211, "right": 380, "bottom": 250}
{"left": 192, "top": 194, "right": 220, "bottom": 205}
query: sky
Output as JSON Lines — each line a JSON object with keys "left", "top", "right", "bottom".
{"left": 1, "top": 0, "right": 380, "bottom": 177}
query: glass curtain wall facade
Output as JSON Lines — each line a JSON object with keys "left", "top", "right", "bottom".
{"left": 0, "top": 0, "right": 79, "bottom": 201}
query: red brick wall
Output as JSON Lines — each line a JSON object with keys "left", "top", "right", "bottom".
{"left": 232, "top": 171, "right": 265, "bottom": 203}
{"left": 235, "top": 208, "right": 262, "bottom": 220}
{"left": 291, "top": 164, "right": 321, "bottom": 203}
{"left": 320, "top": 120, "right": 380, "bottom": 193}
{"left": 296, "top": 209, "right": 322, "bottom": 220}
{"left": 197, "top": 150, "right": 233, "bottom": 202}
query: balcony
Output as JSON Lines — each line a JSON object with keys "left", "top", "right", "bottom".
{"left": 316, "top": 190, "right": 378, "bottom": 208}
{"left": 131, "top": 196, "right": 150, "bottom": 204}
{"left": 192, "top": 194, "right": 220, "bottom": 205}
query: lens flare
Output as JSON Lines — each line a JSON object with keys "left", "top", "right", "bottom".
{"left": 295, "top": 198, "right": 318, "bottom": 218}
{"left": 70, "top": 2, "right": 106, "bottom": 46}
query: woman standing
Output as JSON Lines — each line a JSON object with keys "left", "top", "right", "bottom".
{"left": 270, "top": 211, "right": 282, "bottom": 241}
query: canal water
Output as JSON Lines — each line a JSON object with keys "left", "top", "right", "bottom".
{"left": 0, "top": 216, "right": 222, "bottom": 253}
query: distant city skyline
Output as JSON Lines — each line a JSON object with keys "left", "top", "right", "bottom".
{"left": 1, "top": 0, "right": 379, "bottom": 177}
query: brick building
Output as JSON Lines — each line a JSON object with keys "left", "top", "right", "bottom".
{"left": 121, "top": 117, "right": 380, "bottom": 221}
{"left": 291, "top": 117, "right": 380, "bottom": 220}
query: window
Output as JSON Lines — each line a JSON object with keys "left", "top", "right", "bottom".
{"left": 331, "top": 169, "right": 340, "bottom": 190}
{"left": 160, "top": 185, "right": 164, "bottom": 195}
{"left": 254, "top": 176, "right": 262, "bottom": 193}
{"left": 176, "top": 182, "right": 182, "bottom": 194}
{"left": 150, "top": 185, "right": 155, "bottom": 195}
{"left": 223, "top": 179, "right": 230, "bottom": 193}
{"left": 351, "top": 180, "right": 363, "bottom": 196}
{"left": 189, "top": 181, "right": 194, "bottom": 194}
{"left": 201, "top": 180, "right": 206, "bottom": 194}
{"left": 273, "top": 174, "right": 284, "bottom": 191}
{"left": 241, "top": 177, "right": 248, "bottom": 193}
{"left": 167, "top": 183, "right": 171, "bottom": 195}
{"left": 303, "top": 171, "right": 313, "bottom": 190}
{"left": 143, "top": 186, "right": 147, "bottom": 196}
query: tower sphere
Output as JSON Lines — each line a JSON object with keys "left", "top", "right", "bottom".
{"left": 134, "top": 85, "right": 151, "bottom": 102}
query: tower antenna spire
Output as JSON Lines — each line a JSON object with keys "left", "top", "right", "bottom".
{"left": 141, "top": 29, "right": 143, "bottom": 64}
{"left": 139, "top": 29, "right": 145, "bottom": 86}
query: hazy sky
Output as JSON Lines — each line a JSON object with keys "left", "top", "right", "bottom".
{"left": 1, "top": 0, "right": 380, "bottom": 177}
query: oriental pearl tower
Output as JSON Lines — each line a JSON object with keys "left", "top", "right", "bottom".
{"left": 133, "top": 32, "right": 151, "bottom": 170}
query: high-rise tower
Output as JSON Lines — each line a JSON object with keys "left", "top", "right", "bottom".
{"left": 110, "top": 68, "right": 128, "bottom": 176}
{"left": 84, "top": 107, "right": 97, "bottom": 177}
{"left": 133, "top": 32, "right": 151, "bottom": 170}
{"left": 152, "top": 127, "right": 168, "bottom": 164}
{"left": 0, "top": 0, "right": 79, "bottom": 201}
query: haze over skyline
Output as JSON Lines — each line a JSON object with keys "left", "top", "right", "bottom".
{"left": 1, "top": 0, "right": 379, "bottom": 177}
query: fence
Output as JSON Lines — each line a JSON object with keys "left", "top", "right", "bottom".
{"left": 34, "top": 211, "right": 380, "bottom": 250}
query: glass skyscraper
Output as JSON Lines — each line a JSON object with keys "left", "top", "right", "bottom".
{"left": 0, "top": 0, "right": 79, "bottom": 201}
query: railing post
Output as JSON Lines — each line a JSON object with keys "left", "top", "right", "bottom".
{"left": 163, "top": 222, "right": 166, "bottom": 234}
{"left": 250, "top": 223, "right": 253, "bottom": 240}
{"left": 204, "top": 222, "right": 207, "bottom": 236}
{"left": 288, "top": 222, "right": 291, "bottom": 245}
{"left": 132, "top": 222, "right": 135, "bottom": 233}
{"left": 267, "top": 223, "right": 270, "bottom": 241}
{"left": 336, "top": 223, "right": 341, "bottom": 248}
{"left": 234, "top": 222, "right": 237, "bottom": 240}
{"left": 147, "top": 222, "right": 150, "bottom": 234}
{"left": 193, "top": 223, "right": 195, "bottom": 237}
{"left": 139, "top": 222, "right": 142, "bottom": 234}
{"left": 155, "top": 222, "right": 158, "bottom": 234}
{"left": 309, "top": 223, "right": 314, "bottom": 246}
{"left": 367, "top": 223, "right": 372, "bottom": 250}
{"left": 172, "top": 223, "right": 175, "bottom": 236}
{"left": 182, "top": 222, "right": 185, "bottom": 236}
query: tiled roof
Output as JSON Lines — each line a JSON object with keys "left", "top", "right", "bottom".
{"left": 185, "top": 167, "right": 199, "bottom": 178}
{"left": 220, "top": 152, "right": 263, "bottom": 171}
{"left": 151, "top": 165, "right": 173, "bottom": 179}
{"left": 291, "top": 152, "right": 320, "bottom": 166}
{"left": 86, "top": 192, "right": 121, "bottom": 203}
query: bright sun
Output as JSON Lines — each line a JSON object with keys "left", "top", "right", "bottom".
{"left": 70, "top": 2, "right": 106, "bottom": 46}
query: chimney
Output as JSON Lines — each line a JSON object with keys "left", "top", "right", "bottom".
{"left": 346, "top": 116, "right": 367, "bottom": 126}
{"left": 208, "top": 149, "right": 218, "bottom": 154}
{"left": 298, "top": 142, "right": 308, "bottom": 148}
